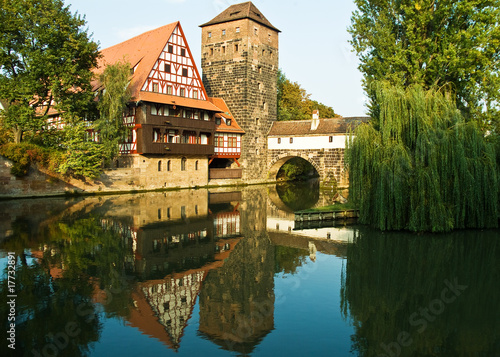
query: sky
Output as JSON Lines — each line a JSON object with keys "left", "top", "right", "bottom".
{"left": 63, "top": 0, "right": 368, "bottom": 117}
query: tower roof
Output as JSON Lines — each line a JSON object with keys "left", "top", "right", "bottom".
{"left": 200, "top": 1, "right": 280, "bottom": 32}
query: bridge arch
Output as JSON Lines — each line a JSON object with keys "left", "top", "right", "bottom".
{"left": 268, "top": 153, "right": 322, "bottom": 180}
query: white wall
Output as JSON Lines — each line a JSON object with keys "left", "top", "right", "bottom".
{"left": 268, "top": 135, "right": 347, "bottom": 150}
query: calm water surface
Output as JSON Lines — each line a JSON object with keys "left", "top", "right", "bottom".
{"left": 1, "top": 183, "right": 499, "bottom": 357}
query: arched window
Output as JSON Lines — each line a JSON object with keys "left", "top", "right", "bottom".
{"left": 158, "top": 160, "right": 162, "bottom": 172}
{"left": 195, "top": 160, "right": 199, "bottom": 171}
{"left": 181, "top": 157, "right": 187, "bottom": 171}
{"left": 167, "top": 160, "right": 171, "bottom": 171}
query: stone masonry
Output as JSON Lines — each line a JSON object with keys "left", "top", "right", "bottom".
{"left": 201, "top": 9, "right": 279, "bottom": 182}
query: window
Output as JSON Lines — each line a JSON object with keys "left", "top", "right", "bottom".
{"left": 255, "top": 117, "right": 259, "bottom": 125}
{"left": 216, "top": 136, "right": 224, "bottom": 147}
{"left": 151, "top": 105, "right": 158, "bottom": 115}
{"left": 268, "top": 33, "right": 271, "bottom": 42}
{"left": 153, "top": 128, "right": 161, "bottom": 142}
{"left": 195, "top": 160, "right": 199, "bottom": 170}
{"left": 278, "top": 138, "right": 281, "bottom": 144}
{"left": 329, "top": 136, "right": 333, "bottom": 143}
{"left": 158, "top": 160, "right": 162, "bottom": 172}
{"left": 226, "top": 119, "right": 232, "bottom": 126}
{"left": 210, "top": 48, "right": 214, "bottom": 56}
{"left": 290, "top": 137, "right": 293, "bottom": 144}
{"left": 152, "top": 83, "right": 159, "bottom": 92}
{"left": 182, "top": 68, "right": 188, "bottom": 77}
{"left": 164, "top": 63, "right": 171, "bottom": 73}
{"left": 235, "top": 44, "right": 239, "bottom": 52}
{"left": 167, "top": 85, "right": 172, "bottom": 95}
{"left": 181, "top": 157, "right": 187, "bottom": 171}
{"left": 222, "top": 29, "right": 226, "bottom": 36}
{"left": 228, "top": 137, "right": 237, "bottom": 147}
{"left": 236, "top": 27, "right": 240, "bottom": 33}
{"left": 180, "top": 88, "right": 185, "bottom": 97}
{"left": 254, "top": 27, "right": 258, "bottom": 35}
{"left": 262, "top": 49, "right": 265, "bottom": 56}
{"left": 167, "top": 160, "right": 171, "bottom": 171}
{"left": 193, "top": 90, "right": 198, "bottom": 99}
{"left": 180, "top": 48, "right": 186, "bottom": 56}
{"left": 222, "top": 46, "right": 226, "bottom": 54}
{"left": 215, "top": 117, "right": 221, "bottom": 125}
{"left": 168, "top": 45, "right": 173, "bottom": 53}
{"left": 208, "top": 32, "right": 212, "bottom": 38}
{"left": 258, "top": 83, "right": 262, "bottom": 90}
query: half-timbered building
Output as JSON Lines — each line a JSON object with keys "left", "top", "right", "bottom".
{"left": 96, "top": 21, "right": 242, "bottom": 187}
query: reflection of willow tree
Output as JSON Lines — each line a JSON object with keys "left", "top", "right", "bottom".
{"left": 0, "top": 214, "right": 132, "bottom": 356}
{"left": 275, "top": 180, "right": 319, "bottom": 211}
{"left": 341, "top": 228, "right": 500, "bottom": 356}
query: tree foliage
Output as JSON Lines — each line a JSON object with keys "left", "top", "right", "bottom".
{"left": 277, "top": 69, "right": 338, "bottom": 121}
{"left": 95, "top": 60, "right": 132, "bottom": 165}
{"left": 346, "top": 83, "right": 498, "bottom": 232}
{"left": 349, "top": 0, "right": 500, "bottom": 131}
{"left": 0, "top": 0, "right": 100, "bottom": 142}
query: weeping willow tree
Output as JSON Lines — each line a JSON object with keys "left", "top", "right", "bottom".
{"left": 346, "top": 83, "right": 499, "bottom": 232}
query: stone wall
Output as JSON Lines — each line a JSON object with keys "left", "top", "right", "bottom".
{"left": 201, "top": 19, "right": 279, "bottom": 182}
{"left": 267, "top": 148, "right": 348, "bottom": 186}
{"left": 0, "top": 154, "right": 210, "bottom": 198}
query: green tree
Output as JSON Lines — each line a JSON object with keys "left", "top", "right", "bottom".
{"left": 346, "top": 83, "right": 498, "bottom": 232}
{"left": 277, "top": 70, "right": 338, "bottom": 121}
{"left": 0, "top": 0, "right": 99, "bottom": 143}
{"left": 95, "top": 60, "right": 132, "bottom": 165}
{"left": 349, "top": 0, "right": 500, "bottom": 131}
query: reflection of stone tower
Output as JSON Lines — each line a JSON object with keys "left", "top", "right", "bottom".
{"left": 200, "top": 2, "right": 280, "bottom": 181}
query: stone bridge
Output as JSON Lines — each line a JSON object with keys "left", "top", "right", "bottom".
{"left": 266, "top": 116, "right": 369, "bottom": 187}
{"left": 267, "top": 148, "right": 348, "bottom": 186}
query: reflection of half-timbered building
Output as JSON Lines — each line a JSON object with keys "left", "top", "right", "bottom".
{"left": 96, "top": 22, "right": 244, "bottom": 188}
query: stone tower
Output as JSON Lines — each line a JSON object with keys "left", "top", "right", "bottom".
{"left": 200, "top": 2, "right": 280, "bottom": 182}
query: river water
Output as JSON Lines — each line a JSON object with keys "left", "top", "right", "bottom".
{"left": 0, "top": 182, "right": 499, "bottom": 357}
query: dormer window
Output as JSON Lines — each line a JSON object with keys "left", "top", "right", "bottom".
{"left": 216, "top": 117, "right": 221, "bottom": 125}
{"left": 226, "top": 119, "right": 232, "bottom": 126}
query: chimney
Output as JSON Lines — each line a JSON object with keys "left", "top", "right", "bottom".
{"left": 311, "top": 110, "right": 320, "bottom": 130}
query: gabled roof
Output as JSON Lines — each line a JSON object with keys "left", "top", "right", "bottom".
{"left": 268, "top": 117, "right": 370, "bottom": 136}
{"left": 96, "top": 22, "right": 178, "bottom": 97}
{"left": 200, "top": 1, "right": 280, "bottom": 32}
{"left": 96, "top": 22, "right": 222, "bottom": 113}
{"left": 208, "top": 97, "right": 245, "bottom": 134}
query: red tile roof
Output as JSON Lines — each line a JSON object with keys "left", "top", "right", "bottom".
{"left": 95, "top": 22, "right": 222, "bottom": 113}
{"left": 268, "top": 117, "right": 370, "bottom": 136}
{"left": 200, "top": 1, "right": 280, "bottom": 32}
{"left": 208, "top": 97, "right": 245, "bottom": 134}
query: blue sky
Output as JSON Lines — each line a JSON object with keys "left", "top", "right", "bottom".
{"left": 64, "top": 0, "right": 367, "bottom": 117}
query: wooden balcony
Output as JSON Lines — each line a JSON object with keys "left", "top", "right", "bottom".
{"left": 144, "top": 115, "right": 215, "bottom": 132}
{"left": 138, "top": 141, "right": 214, "bottom": 155}
{"left": 209, "top": 168, "right": 243, "bottom": 179}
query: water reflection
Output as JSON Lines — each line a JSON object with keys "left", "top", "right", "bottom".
{"left": 0, "top": 183, "right": 499, "bottom": 357}
{"left": 341, "top": 227, "right": 500, "bottom": 357}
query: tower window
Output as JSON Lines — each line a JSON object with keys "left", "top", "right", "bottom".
{"left": 208, "top": 32, "right": 212, "bottom": 38}
{"left": 236, "top": 27, "right": 240, "bottom": 33}
{"left": 181, "top": 157, "right": 187, "bottom": 171}
{"left": 158, "top": 160, "right": 162, "bottom": 172}
{"left": 235, "top": 44, "right": 239, "bottom": 52}
{"left": 268, "top": 34, "right": 271, "bottom": 42}
{"left": 254, "top": 27, "right": 258, "bottom": 35}
{"left": 222, "top": 29, "right": 226, "bottom": 36}
{"left": 210, "top": 48, "right": 214, "bottom": 56}
{"left": 222, "top": 46, "right": 226, "bottom": 54}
